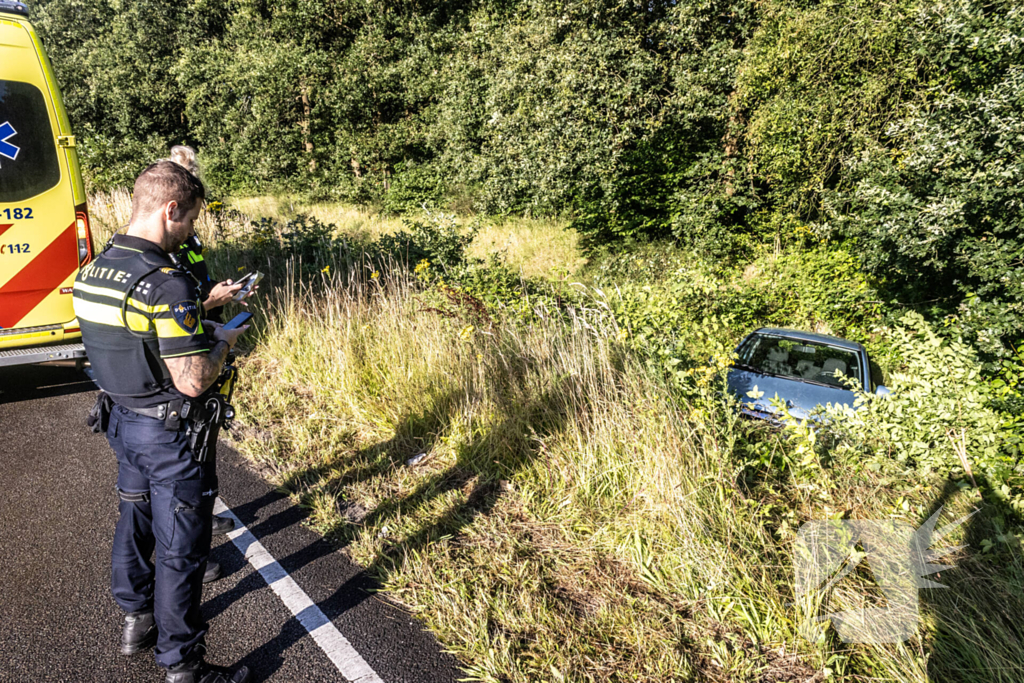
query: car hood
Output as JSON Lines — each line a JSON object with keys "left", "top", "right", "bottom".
{"left": 726, "top": 368, "right": 857, "bottom": 421}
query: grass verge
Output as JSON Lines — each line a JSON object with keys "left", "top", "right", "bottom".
{"left": 86, "top": 192, "right": 1024, "bottom": 682}
{"left": 228, "top": 274, "right": 1024, "bottom": 683}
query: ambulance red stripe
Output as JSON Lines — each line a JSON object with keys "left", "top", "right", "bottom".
{"left": 0, "top": 222, "right": 77, "bottom": 328}
{"left": 0, "top": 223, "right": 13, "bottom": 238}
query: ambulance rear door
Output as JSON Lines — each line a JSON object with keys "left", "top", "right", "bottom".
{"left": 0, "top": 16, "right": 80, "bottom": 336}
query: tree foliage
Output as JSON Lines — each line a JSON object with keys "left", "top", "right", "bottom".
{"left": 817, "top": 2, "right": 1024, "bottom": 354}
{"left": 32, "top": 0, "right": 1024, "bottom": 350}
{"left": 732, "top": 0, "right": 1024, "bottom": 354}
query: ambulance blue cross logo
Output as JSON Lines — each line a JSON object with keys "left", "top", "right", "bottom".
{"left": 0, "top": 121, "right": 19, "bottom": 167}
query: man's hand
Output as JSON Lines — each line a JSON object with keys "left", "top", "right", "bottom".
{"left": 213, "top": 323, "right": 248, "bottom": 348}
{"left": 165, "top": 324, "right": 248, "bottom": 397}
{"left": 203, "top": 279, "right": 245, "bottom": 309}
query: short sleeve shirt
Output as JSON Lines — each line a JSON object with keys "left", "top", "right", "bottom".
{"left": 145, "top": 268, "right": 212, "bottom": 359}
{"left": 73, "top": 234, "right": 212, "bottom": 406}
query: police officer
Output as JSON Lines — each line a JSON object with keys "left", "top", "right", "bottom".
{"left": 73, "top": 161, "right": 252, "bottom": 683}
{"left": 176, "top": 234, "right": 246, "bottom": 543}
{"left": 167, "top": 145, "right": 253, "bottom": 538}
{"left": 180, "top": 234, "right": 228, "bottom": 322}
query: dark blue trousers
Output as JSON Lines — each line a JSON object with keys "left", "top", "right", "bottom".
{"left": 106, "top": 405, "right": 217, "bottom": 669}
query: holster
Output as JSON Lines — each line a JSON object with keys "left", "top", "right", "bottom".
{"left": 87, "top": 391, "right": 115, "bottom": 434}
{"left": 184, "top": 393, "right": 235, "bottom": 463}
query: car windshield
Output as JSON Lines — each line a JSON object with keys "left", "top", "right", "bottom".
{"left": 736, "top": 334, "right": 862, "bottom": 389}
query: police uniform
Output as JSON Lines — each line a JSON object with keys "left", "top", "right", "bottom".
{"left": 179, "top": 237, "right": 223, "bottom": 323}
{"left": 73, "top": 234, "right": 216, "bottom": 671}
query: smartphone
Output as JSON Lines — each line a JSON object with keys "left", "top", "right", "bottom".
{"left": 232, "top": 271, "right": 263, "bottom": 302}
{"left": 222, "top": 312, "right": 253, "bottom": 330}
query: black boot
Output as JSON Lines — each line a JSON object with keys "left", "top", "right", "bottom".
{"left": 165, "top": 660, "right": 251, "bottom": 683}
{"left": 211, "top": 514, "right": 235, "bottom": 536}
{"left": 203, "top": 561, "right": 223, "bottom": 584}
{"left": 121, "top": 611, "right": 156, "bottom": 655}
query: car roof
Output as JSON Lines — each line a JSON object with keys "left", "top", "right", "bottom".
{"left": 750, "top": 327, "right": 865, "bottom": 352}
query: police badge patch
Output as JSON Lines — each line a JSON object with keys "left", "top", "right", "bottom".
{"left": 171, "top": 300, "right": 200, "bottom": 335}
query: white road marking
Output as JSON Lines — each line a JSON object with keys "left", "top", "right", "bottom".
{"left": 214, "top": 498, "right": 384, "bottom": 683}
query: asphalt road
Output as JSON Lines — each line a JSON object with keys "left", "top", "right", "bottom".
{"left": 0, "top": 364, "right": 465, "bottom": 683}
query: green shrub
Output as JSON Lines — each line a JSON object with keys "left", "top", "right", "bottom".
{"left": 826, "top": 313, "right": 1024, "bottom": 509}
{"left": 593, "top": 245, "right": 887, "bottom": 385}
{"left": 374, "top": 210, "right": 479, "bottom": 274}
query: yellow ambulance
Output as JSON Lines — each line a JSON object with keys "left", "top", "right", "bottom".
{"left": 0, "top": 0, "right": 94, "bottom": 367}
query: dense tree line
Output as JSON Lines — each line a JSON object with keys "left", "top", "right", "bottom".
{"left": 32, "top": 0, "right": 1024, "bottom": 353}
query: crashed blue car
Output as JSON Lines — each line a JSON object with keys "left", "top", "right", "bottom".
{"left": 726, "top": 328, "right": 888, "bottom": 422}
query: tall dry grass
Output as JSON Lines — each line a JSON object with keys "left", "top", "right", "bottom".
{"left": 229, "top": 263, "right": 1021, "bottom": 683}
{"left": 233, "top": 270, "right": 795, "bottom": 681}
{"left": 89, "top": 190, "right": 582, "bottom": 279}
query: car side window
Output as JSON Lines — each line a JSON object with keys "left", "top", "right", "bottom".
{"left": 0, "top": 80, "right": 62, "bottom": 203}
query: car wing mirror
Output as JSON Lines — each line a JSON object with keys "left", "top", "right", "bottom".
{"left": 875, "top": 385, "right": 891, "bottom": 397}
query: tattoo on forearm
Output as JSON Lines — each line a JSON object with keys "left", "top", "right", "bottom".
{"left": 168, "top": 341, "right": 229, "bottom": 395}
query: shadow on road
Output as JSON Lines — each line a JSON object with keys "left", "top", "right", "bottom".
{"left": 202, "top": 470, "right": 387, "bottom": 682}
{"left": 212, "top": 571, "right": 381, "bottom": 683}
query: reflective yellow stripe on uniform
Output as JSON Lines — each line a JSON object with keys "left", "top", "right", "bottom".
{"left": 73, "top": 281, "right": 125, "bottom": 300}
{"left": 73, "top": 281, "right": 170, "bottom": 314}
{"left": 131, "top": 300, "right": 171, "bottom": 315}
{"left": 73, "top": 297, "right": 202, "bottom": 339}
{"left": 71, "top": 297, "right": 150, "bottom": 332}
{"left": 154, "top": 317, "right": 199, "bottom": 338}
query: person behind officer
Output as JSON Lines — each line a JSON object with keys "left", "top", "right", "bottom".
{"left": 73, "top": 160, "right": 252, "bottom": 683}
{"left": 167, "top": 145, "right": 252, "bottom": 541}
{"left": 168, "top": 145, "right": 247, "bottom": 326}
